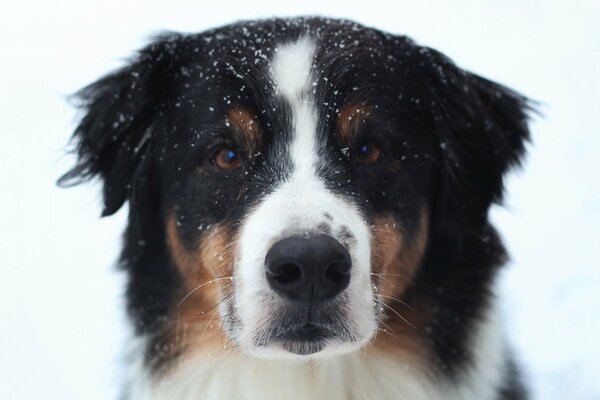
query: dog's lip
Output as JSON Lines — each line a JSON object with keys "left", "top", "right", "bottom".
{"left": 273, "top": 324, "right": 334, "bottom": 355}
{"left": 274, "top": 323, "right": 334, "bottom": 343}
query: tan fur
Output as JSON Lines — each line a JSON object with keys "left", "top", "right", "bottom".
{"left": 370, "top": 208, "right": 431, "bottom": 364}
{"left": 226, "top": 107, "right": 260, "bottom": 144}
{"left": 337, "top": 103, "right": 370, "bottom": 143}
{"left": 163, "top": 215, "right": 237, "bottom": 368}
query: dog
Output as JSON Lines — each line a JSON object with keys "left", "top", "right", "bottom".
{"left": 60, "top": 17, "right": 532, "bottom": 400}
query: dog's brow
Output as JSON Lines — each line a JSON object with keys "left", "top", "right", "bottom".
{"left": 226, "top": 107, "right": 260, "bottom": 143}
{"left": 337, "top": 103, "right": 371, "bottom": 143}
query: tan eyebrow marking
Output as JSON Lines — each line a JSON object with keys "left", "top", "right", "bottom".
{"left": 226, "top": 107, "right": 260, "bottom": 143}
{"left": 337, "top": 103, "right": 371, "bottom": 143}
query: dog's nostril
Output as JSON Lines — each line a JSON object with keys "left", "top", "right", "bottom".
{"left": 270, "top": 263, "right": 302, "bottom": 285}
{"left": 324, "top": 262, "right": 349, "bottom": 284}
{"left": 265, "top": 234, "right": 352, "bottom": 302}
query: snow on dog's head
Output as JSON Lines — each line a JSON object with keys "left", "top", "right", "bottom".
{"left": 61, "top": 17, "right": 531, "bottom": 390}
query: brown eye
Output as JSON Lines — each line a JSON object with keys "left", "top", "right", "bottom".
{"left": 356, "top": 140, "right": 383, "bottom": 164}
{"left": 212, "top": 146, "right": 241, "bottom": 171}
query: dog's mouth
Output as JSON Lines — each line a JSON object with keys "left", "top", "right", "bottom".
{"left": 250, "top": 304, "right": 361, "bottom": 357}
{"left": 226, "top": 292, "right": 375, "bottom": 358}
{"left": 273, "top": 324, "right": 335, "bottom": 355}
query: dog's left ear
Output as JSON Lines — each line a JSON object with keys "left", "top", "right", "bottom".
{"left": 418, "top": 48, "right": 533, "bottom": 231}
{"left": 58, "top": 33, "right": 181, "bottom": 217}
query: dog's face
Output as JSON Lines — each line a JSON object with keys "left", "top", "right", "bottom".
{"left": 62, "top": 18, "right": 529, "bottom": 370}
{"left": 160, "top": 34, "right": 436, "bottom": 359}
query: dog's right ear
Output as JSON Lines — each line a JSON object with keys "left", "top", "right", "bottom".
{"left": 58, "top": 33, "right": 181, "bottom": 216}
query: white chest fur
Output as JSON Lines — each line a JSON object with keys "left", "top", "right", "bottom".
{"left": 130, "top": 352, "right": 434, "bottom": 400}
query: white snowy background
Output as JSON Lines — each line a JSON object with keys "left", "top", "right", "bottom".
{"left": 1, "top": 1, "right": 599, "bottom": 399}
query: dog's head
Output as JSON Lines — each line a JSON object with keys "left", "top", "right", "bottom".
{"left": 61, "top": 18, "right": 530, "bottom": 369}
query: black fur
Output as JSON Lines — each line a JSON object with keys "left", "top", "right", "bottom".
{"left": 60, "top": 17, "right": 531, "bottom": 398}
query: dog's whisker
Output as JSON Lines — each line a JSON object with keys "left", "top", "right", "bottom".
{"left": 199, "top": 307, "right": 221, "bottom": 342}
{"left": 377, "top": 294, "right": 414, "bottom": 311}
{"left": 181, "top": 291, "right": 235, "bottom": 318}
{"left": 177, "top": 277, "right": 235, "bottom": 307}
{"left": 371, "top": 272, "right": 408, "bottom": 278}
{"left": 376, "top": 300, "right": 415, "bottom": 328}
{"left": 371, "top": 275, "right": 402, "bottom": 290}
{"left": 376, "top": 317, "right": 396, "bottom": 336}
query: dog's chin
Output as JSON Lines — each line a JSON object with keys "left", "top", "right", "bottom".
{"left": 275, "top": 324, "right": 333, "bottom": 356}
{"left": 238, "top": 325, "right": 372, "bottom": 360}
{"left": 247, "top": 341, "right": 358, "bottom": 360}
{"left": 280, "top": 340, "right": 328, "bottom": 356}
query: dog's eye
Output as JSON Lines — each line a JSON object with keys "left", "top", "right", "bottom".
{"left": 212, "top": 146, "right": 241, "bottom": 171}
{"left": 356, "top": 140, "right": 383, "bottom": 164}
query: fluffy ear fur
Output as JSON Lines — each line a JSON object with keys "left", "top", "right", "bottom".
{"left": 58, "top": 34, "right": 187, "bottom": 333}
{"left": 417, "top": 48, "right": 533, "bottom": 237}
{"left": 58, "top": 33, "right": 181, "bottom": 216}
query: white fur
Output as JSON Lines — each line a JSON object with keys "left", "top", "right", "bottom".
{"left": 128, "top": 298, "right": 507, "bottom": 400}
{"left": 232, "top": 37, "right": 375, "bottom": 358}
{"left": 271, "top": 36, "right": 315, "bottom": 101}
{"left": 130, "top": 350, "right": 432, "bottom": 400}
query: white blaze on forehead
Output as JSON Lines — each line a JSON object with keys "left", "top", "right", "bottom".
{"left": 271, "top": 36, "right": 316, "bottom": 101}
{"left": 271, "top": 37, "right": 319, "bottom": 178}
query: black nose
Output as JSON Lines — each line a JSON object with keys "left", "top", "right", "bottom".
{"left": 265, "top": 234, "right": 351, "bottom": 302}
